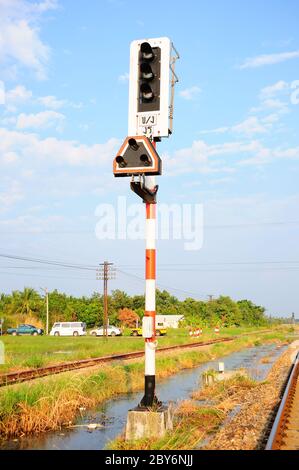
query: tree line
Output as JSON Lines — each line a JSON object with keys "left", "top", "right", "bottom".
{"left": 0, "top": 287, "right": 274, "bottom": 330}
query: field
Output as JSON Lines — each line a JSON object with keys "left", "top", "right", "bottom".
{"left": 0, "top": 327, "right": 291, "bottom": 438}
{"left": 0, "top": 326, "right": 274, "bottom": 374}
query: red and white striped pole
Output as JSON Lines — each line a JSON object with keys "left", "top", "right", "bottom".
{"left": 140, "top": 172, "right": 158, "bottom": 407}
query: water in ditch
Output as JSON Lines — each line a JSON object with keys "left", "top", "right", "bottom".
{"left": 0, "top": 342, "right": 287, "bottom": 450}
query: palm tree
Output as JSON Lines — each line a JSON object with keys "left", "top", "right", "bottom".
{"left": 9, "top": 288, "right": 41, "bottom": 321}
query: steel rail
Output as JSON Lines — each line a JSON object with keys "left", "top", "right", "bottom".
{"left": 0, "top": 329, "right": 274, "bottom": 388}
{"left": 265, "top": 351, "right": 299, "bottom": 450}
{"left": 0, "top": 337, "right": 234, "bottom": 387}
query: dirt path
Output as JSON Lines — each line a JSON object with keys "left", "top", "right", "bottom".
{"left": 205, "top": 341, "right": 299, "bottom": 450}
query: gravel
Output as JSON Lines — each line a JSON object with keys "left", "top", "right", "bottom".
{"left": 205, "top": 341, "right": 299, "bottom": 450}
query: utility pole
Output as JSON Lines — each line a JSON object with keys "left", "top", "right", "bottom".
{"left": 40, "top": 287, "right": 49, "bottom": 335}
{"left": 96, "top": 262, "right": 116, "bottom": 338}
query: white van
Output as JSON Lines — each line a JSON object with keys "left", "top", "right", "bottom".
{"left": 50, "top": 322, "right": 87, "bottom": 337}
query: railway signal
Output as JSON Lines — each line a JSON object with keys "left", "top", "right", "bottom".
{"left": 113, "top": 37, "right": 179, "bottom": 414}
{"left": 128, "top": 37, "right": 179, "bottom": 139}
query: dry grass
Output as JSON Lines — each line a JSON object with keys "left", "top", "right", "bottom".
{"left": 206, "top": 346, "right": 294, "bottom": 450}
{"left": 260, "top": 356, "right": 271, "bottom": 364}
{"left": 0, "top": 331, "right": 289, "bottom": 439}
{"left": 111, "top": 400, "right": 224, "bottom": 451}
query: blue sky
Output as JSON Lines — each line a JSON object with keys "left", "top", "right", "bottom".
{"left": 0, "top": 0, "right": 299, "bottom": 317}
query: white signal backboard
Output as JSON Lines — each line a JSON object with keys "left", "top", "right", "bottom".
{"left": 128, "top": 37, "right": 172, "bottom": 139}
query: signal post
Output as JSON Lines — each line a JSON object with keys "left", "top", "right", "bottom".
{"left": 113, "top": 37, "right": 179, "bottom": 439}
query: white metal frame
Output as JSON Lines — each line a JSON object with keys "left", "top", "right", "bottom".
{"left": 129, "top": 37, "right": 176, "bottom": 139}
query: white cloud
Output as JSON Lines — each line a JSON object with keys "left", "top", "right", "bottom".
{"left": 164, "top": 137, "right": 299, "bottom": 175}
{"left": 262, "top": 113, "right": 280, "bottom": 124}
{"left": 38, "top": 95, "right": 66, "bottom": 110}
{"left": 16, "top": 110, "right": 66, "bottom": 130}
{"left": 37, "top": 95, "right": 83, "bottom": 110}
{"left": 239, "top": 50, "right": 299, "bottom": 69}
{"left": 261, "top": 98, "right": 289, "bottom": 111}
{"left": 0, "top": 0, "right": 58, "bottom": 79}
{"left": 118, "top": 72, "right": 129, "bottom": 82}
{"left": 250, "top": 82, "right": 290, "bottom": 115}
{"left": 0, "top": 179, "right": 23, "bottom": 212}
{"left": 179, "top": 86, "right": 202, "bottom": 100}
{"left": 239, "top": 144, "right": 299, "bottom": 166}
{"left": 4, "top": 84, "right": 33, "bottom": 111}
{"left": 200, "top": 127, "right": 229, "bottom": 135}
{"left": 7, "top": 85, "right": 32, "bottom": 103}
{"left": 1, "top": 151, "right": 19, "bottom": 164}
{"left": 232, "top": 117, "right": 267, "bottom": 136}
{"left": 0, "top": 127, "right": 120, "bottom": 167}
{"left": 0, "top": 80, "right": 5, "bottom": 104}
{"left": 0, "top": 19, "right": 50, "bottom": 80}
{"left": 0, "top": 126, "right": 121, "bottom": 211}
{"left": 163, "top": 139, "right": 258, "bottom": 176}
{"left": 34, "top": 0, "right": 58, "bottom": 13}
{"left": 259, "top": 80, "right": 289, "bottom": 99}
{"left": 200, "top": 116, "right": 269, "bottom": 137}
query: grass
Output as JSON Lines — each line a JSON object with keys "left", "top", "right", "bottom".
{"left": 0, "top": 326, "right": 278, "bottom": 374}
{"left": 192, "top": 374, "right": 258, "bottom": 403}
{"left": 113, "top": 401, "right": 225, "bottom": 450}
{"left": 109, "top": 329, "right": 292, "bottom": 450}
{"left": 111, "top": 375, "right": 259, "bottom": 451}
{"left": 0, "top": 328, "right": 288, "bottom": 439}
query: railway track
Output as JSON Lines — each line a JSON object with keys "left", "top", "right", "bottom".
{"left": 0, "top": 329, "right": 275, "bottom": 388}
{"left": 266, "top": 351, "right": 299, "bottom": 450}
{"left": 0, "top": 337, "right": 234, "bottom": 387}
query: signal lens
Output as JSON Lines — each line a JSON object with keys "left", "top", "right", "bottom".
{"left": 128, "top": 138, "right": 139, "bottom": 151}
{"left": 140, "top": 83, "right": 154, "bottom": 102}
{"left": 116, "top": 156, "right": 127, "bottom": 168}
{"left": 140, "top": 42, "right": 154, "bottom": 61}
{"left": 140, "top": 154, "right": 151, "bottom": 166}
{"left": 140, "top": 63, "right": 154, "bottom": 81}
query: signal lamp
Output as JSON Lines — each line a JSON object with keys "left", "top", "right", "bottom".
{"left": 140, "top": 42, "right": 154, "bottom": 61}
{"left": 140, "top": 63, "right": 154, "bottom": 81}
{"left": 140, "top": 83, "right": 154, "bottom": 102}
{"left": 140, "top": 154, "right": 151, "bottom": 166}
{"left": 128, "top": 138, "right": 139, "bottom": 151}
{"left": 116, "top": 156, "right": 127, "bottom": 168}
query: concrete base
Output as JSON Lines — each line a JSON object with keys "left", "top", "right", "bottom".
{"left": 125, "top": 405, "right": 173, "bottom": 441}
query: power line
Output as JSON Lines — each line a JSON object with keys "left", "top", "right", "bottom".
{"left": 117, "top": 268, "right": 202, "bottom": 298}
{"left": 0, "top": 253, "right": 98, "bottom": 271}
{"left": 118, "top": 260, "right": 299, "bottom": 268}
{"left": 2, "top": 252, "right": 299, "bottom": 271}
{"left": 1, "top": 219, "right": 299, "bottom": 234}
{"left": 0, "top": 270, "right": 97, "bottom": 281}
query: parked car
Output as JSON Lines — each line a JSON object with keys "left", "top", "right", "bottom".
{"left": 7, "top": 324, "right": 44, "bottom": 336}
{"left": 130, "top": 324, "right": 167, "bottom": 337}
{"left": 90, "top": 325, "right": 122, "bottom": 337}
{"left": 50, "top": 322, "right": 87, "bottom": 337}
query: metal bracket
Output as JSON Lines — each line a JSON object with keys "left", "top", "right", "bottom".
{"left": 130, "top": 175, "right": 159, "bottom": 203}
{"left": 168, "top": 42, "right": 180, "bottom": 135}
